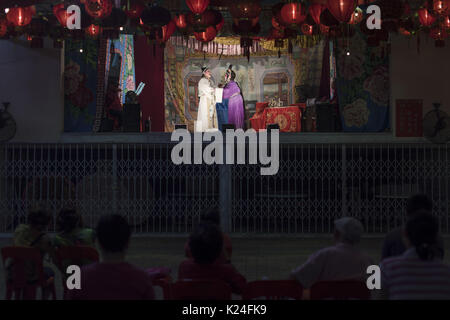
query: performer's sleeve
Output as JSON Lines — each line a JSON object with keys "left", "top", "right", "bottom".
{"left": 198, "top": 78, "right": 215, "bottom": 96}
{"left": 222, "top": 85, "right": 231, "bottom": 99}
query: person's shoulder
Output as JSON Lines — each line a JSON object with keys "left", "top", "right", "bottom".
{"left": 380, "top": 254, "right": 406, "bottom": 269}
{"left": 384, "top": 227, "right": 403, "bottom": 242}
{"left": 14, "top": 224, "right": 29, "bottom": 234}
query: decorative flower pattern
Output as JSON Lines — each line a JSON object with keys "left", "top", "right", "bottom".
{"left": 364, "top": 66, "right": 389, "bottom": 106}
{"left": 337, "top": 50, "right": 365, "bottom": 80}
{"left": 64, "top": 61, "right": 82, "bottom": 95}
{"left": 126, "top": 75, "right": 135, "bottom": 91}
{"left": 342, "top": 99, "right": 370, "bottom": 128}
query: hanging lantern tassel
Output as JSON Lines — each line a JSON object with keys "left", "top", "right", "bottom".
{"left": 288, "top": 39, "right": 293, "bottom": 54}
{"left": 278, "top": 49, "right": 281, "bottom": 58}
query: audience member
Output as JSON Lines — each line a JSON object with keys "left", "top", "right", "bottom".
{"left": 184, "top": 208, "right": 232, "bottom": 263}
{"left": 8, "top": 209, "right": 55, "bottom": 298}
{"left": 378, "top": 211, "right": 450, "bottom": 299}
{"left": 178, "top": 222, "right": 246, "bottom": 294}
{"left": 381, "top": 194, "right": 444, "bottom": 260}
{"left": 53, "top": 208, "right": 95, "bottom": 248}
{"left": 290, "top": 217, "right": 373, "bottom": 289}
{"left": 67, "top": 215, "right": 154, "bottom": 300}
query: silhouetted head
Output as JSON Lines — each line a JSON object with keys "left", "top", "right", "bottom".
{"left": 57, "top": 208, "right": 82, "bottom": 233}
{"left": 96, "top": 215, "right": 131, "bottom": 253}
{"left": 405, "top": 211, "right": 439, "bottom": 261}
{"left": 189, "top": 222, "right": 223, "bottom": 265}
{"left": 334, "top": 217, "right": 364, "bottom": 245}
{"left": 406, "top": 194, "right": 432, "bottom": 217}
{"left": 27, "top": 209, "right": 50, "bottom": 232}
{"left": 200, "top": 207, "right": 220, "bottom": 226}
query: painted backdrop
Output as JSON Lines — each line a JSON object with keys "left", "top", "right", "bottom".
{"left": 335, "top": 31, "right": 390, "bottom": 132}
{"left": 64, "top": 39, "right": 98, "bottom": 132}
{"left": 164, "top": 39, "right": 325, "bottom": 132}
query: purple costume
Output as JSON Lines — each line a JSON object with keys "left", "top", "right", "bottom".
{"left": 223, "top": 81, "right": 244, "bottom": 129}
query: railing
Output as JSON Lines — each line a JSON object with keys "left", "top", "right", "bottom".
{"left": 0, "top": 141, "right": 449, "bottom": 234}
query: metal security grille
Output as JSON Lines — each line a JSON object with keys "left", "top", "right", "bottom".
{"left": 0, "top": 142, "right": 448, "bottom": 234}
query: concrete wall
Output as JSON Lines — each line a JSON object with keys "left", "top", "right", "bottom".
{"left": 0, "top": 38, "right": 63, "bottom": 143}
{"left": 390, "top": 33, "right": 450, "bottom": 117}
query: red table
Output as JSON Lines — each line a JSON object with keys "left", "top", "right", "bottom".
{"left": 250, "top": 105, "right": 304, "bottom": 132}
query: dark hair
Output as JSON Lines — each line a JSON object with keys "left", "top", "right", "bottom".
{"left": 27, "top": 210, "right": 50, "bottom": 230}
{"left": 189, "top": 222, "right": 223, "bottom": 265}
{"left": 405, "top": 211, "right": 438, "bottom": 261}
{"left": 201, "top": 207, "right": 220, "bottom": 225}
{"left": 227, "top": 65, "right": 236, "bottom": 81}
{"left": 96, "top": 215, "right": 131, "bottom": 253}
{"left": 406, "top": 194, "right": 432, "bottom": 217}
{"left": 57, "top": 208, "right": 82, "bottom": 233}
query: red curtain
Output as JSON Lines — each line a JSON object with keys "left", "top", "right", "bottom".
{"left": 134, "top": 36, "right": 165, "bottom": 132}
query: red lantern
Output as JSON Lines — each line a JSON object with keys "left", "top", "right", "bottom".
{"left": 85, "top": 0, "right": 112, "bottom": 19}
{"left": 7, "top": 7, "right": 33, "bottom": 27}
{"left": 309, "top": 3, "right": 325, "bottom": 25}
{"left": 280, "top": 2, "right": 305, "bottom": 26}
{"left": 442, "top": 16, "right": 450, "bottom": 29}
{"left": 433, "top": 0, "right": 450, "bottom": 15}
{"left": 85, "top": 24, "right": 102, "bottom": 37}
{"left": 418, "top": 8, "right": 436, "bottom": 27}
{"left": 174, "top": 14, "right": 188, "bottom": 29}
{"left": 327, "top": 0, "right": 356, "bottom": 23}
{"left": 194, "top": 25, "right": 216, "bottom": 42}
{"left": 301, "top": 23, "right": 313, "bottom": 35}
{"left": 53, "top": 4, "right": 69, "bottom": 27}
{"left": 125, "top": 0, "right": 145, "bottom": 19}
{"left": 158, "top": 20, "right": 176, "bottom": 43}
{"left": 186, "top": 0, "right": 210, "bottom": 15}
{"left": 0, "top": 17, "right": 7, "bottom": 37}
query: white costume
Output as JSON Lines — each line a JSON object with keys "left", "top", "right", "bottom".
{"left": 196, "top": 77, "right": 218, "bottom": 132}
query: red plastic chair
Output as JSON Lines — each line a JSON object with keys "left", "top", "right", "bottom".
{"left": 310, "top": 280, "right": 370, "bottom": 300}
{"left": 170, "top": 279, "right": 232, "bottom": 300}
{"left": 152, "top": 275, "right": 172, "bottom": 300}
{"left": 242, "top": 280, "right": 303, "bottom": 300}
{"left": 1, "top": 246, "right": 56, "bottom": 300}
{"left": 54, "top": 246, "right": 99, "bottom": 299}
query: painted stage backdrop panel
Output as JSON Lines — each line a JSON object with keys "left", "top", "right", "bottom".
{"left": 164, "top": 40, "right": 325, "bottom": 132}
{"left": 64, "top": 39, "right": 98, "bottom": 132}
{"left": 335, "top": 31, "right": 390, "bottom": 132}
{"left": 64, "top": 35, "right": 135, "bottom": 132}
{"left": 105, "top": 35, "right": 136, "bottom": 104}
